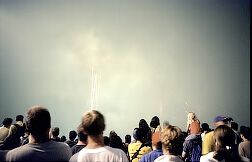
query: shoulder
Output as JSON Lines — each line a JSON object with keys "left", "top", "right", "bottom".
{"left": 69, "top": 152, "right": 79, "bottom": 162}
{"left": 154, "top": 155, "right": 167, "bottom": 162}
{"left": 200, "top": 152, "right": 217, "bottom": 162}
{"left": 154, "top": 155, "right": 184, "bottom": 162}
{"left": 204, "top": 131, "right": 214, "bottom": 140}
{"left": 6, "top": 144, "right": 33, "bottom": 161}
{"left": 53, "top": 141, "right": 71, "bottom": 151}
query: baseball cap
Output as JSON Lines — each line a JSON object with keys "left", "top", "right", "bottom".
{"left": 213, "top": 115, "right": 226, "bottom": 123}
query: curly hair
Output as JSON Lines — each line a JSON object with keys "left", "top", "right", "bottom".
{"left": 160, "top": 125, "right": 183, "bottom": 155}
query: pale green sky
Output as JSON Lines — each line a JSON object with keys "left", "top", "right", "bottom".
{"left": 0, "top": 0, "right": 250, "bottom": 138}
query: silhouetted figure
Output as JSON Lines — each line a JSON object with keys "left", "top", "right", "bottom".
{"left": 0, "top": 118, "right": 13, "bottom": 143}
{"left": 71, "top": 130, "right": 87, "bottom": 155}
{"left": 66, "top": 130, "right": 77, "bottom": 148}
{"left": 238, "top": 126, "right": 251, "bottom": 161}
{"left": 1, "top": 115, "right": 25, "bottom": 150}
{"left": 50, "top": 127, "right": 61, "bottom": 142}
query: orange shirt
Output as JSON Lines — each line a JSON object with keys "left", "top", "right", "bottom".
{"left": 189, "top": 121, "right": 201, "bottom": 134}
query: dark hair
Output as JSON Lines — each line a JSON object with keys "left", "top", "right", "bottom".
{"left": 230, "top": 122, "right": 238, "bottom": 131}
{"left": 51, "top": 127, "right": 60, "bottom": 137}
{"left": 125, "top": 134, "right": 131, "bottom": 143}
{"left": 25, "top": 106, "right": 51, "bottom": 137}
{"left": 201, "top": 123, "right": 210, "bottom": 132}
{"left": 213, "top": 125, "right": 242, "bottom": 162}
{"left": 2, "top": 118, "right": 13, "bottom": 126}
{"left": 134, "top": 128, "right": 145, "bottom": 142}
{"left": 104, "top": 136, "right": 110, "bottom": 146}
{"left": 150, "top": 116, "right": 160, "bottom": 128}
{"left": 240, "top": 126, "right": 251, "bottom": 140}
{"left": 80, "top": 110, "right": 105, "bottom": 136}
{"left": 69, "top": 130, "right": 77, "bottom": 141}
{"left": 139, "top": 119, "right": 149, "bottom": 129}
{"left": 78, "top": 132, "right": 88, "bottom": 142}
{"left": 16, "top": 115, "right": 24, "bottom": 122}
{"left": 60, "top": 135, "right": 66, "bottom": 142}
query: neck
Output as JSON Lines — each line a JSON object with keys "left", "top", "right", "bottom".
{"left": 29, "top": 134, "right": 50, "bottom": 144}
{"left": 77, "top": 140, "right": 87, "bottom": 145}
{"left": 86, "top": 134, "right": 104, "bottom": 149}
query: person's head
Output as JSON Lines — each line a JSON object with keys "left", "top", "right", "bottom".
{"left": 109, "top": 130, "right": 117, "bottom": 138}
{"left": 160, "top": 125, "right": 182, "bottom": 155}
{"left": 69, "top": 130, "right": 77, "bottom": 141}
{"left": 60, "top": 135, "right": 66, "bottom": 142}
{"left": 162, "top": 121, "right": 170, "bottom": 129}
{"left": 25, "top": 106, "right": 51, "bottom": 139}
{"left": 50, "top": 127, "right": 60, "bottom": 138}
{"left": 187, "top": 112, "right": 198, "bottom": 122}
{"left": 214, "top": 125, "right": 235, "bottom": 151}
{"left": 2, "top": 118, "right": 13, "bottom": 127}
{"left": 133, "top": 127, "right": 146, "bottom": 143}
{"left": 125, "top": 134, "right": 131, "bottom": 144}
{"left": 213, "top": 125, "right": 242, "bottom": 162}
{"left": 77, "top": 125, "right": 88, "bottom": 142}
{"left": 16, "top": 115, "right": 24, "bottom": 122}
{"left": 223, "top": 117, "right": 233, "bottom": 127}
{"left": 80, "top": 110, "right": 105, "bottom": 136}
{"left": 139, "top": 119, "right": 149, "bottom": 129}
{"left": 150, "top": 116, "right": 160, "bottom": 129}
{"left": 201, "top": 123, "right": 210, "bottom": 132}
{"left": 230, "top": 121, "right": 238, "bottom": 131}
{"left": 240, "top": 126, "right": 251, "bottom": 141}
{"left": 213, "top": 115, "right": 227, "bottom": 128}
{"left": 103, "top": 136, "right": 110, "bottom": 146}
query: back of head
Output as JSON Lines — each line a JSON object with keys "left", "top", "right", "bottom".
{"left": 150, "top": 116, "right": 160, "bottom": 129}
{"left": 201, "top": 123, "right": 210, "bottom": 132}
{"left": 230, "top": 121, "right": 238, "bottom": 131}
{"left": 139, "top": 119, "right": 149, "bottom": 129}
{"left": 160, "top": 125, "right": 182, "bottom": 155}
{"left": 125, "top": 134, "right": 131, "bottom": 143}
{"left": 80, "top": 110, "right": 105, "bottom": 136}
{"left": 78, "top": 131, "right": 88, "bottom": 142}
{"left": 103, "top": 136, "right": 110, "bottom": 146}
{"left": 16, "top": 115, "right": 24, "bottom": 122}
{"left": 25, "top": 106, "right": 51, "bottom": 137}
{"left": 133, "top": 128, "right": 145, "bottom": 142}
{"left": 69, "top": 130, "right": 77, "bottom": 141}
{"left": 2, "top": 118, "right": 13, "bottom": 127}
{"left": 214, "top": 125, "right": 235, "bottom": 151}
{"left": 51, "top": 127, "right": 60, "bottom": 137}
{"left": 213, "top": 125, "right": 242, "bottom": 162}
{"left": 187, "top": 112, "right": 197, "bottom": 122}
{"left": 240, "top": 126, "right": 251, "bottom": 141}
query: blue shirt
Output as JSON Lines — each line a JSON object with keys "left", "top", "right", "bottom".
{"left": 139, "top": 149, "right": 163, "bottom": 162}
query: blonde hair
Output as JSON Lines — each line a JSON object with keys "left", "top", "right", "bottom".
{"left": 160, "top": 125, "right": 182, "bottom": 155}
{"left": 186, "top": 112, "right": 199, "bottom": 131}
{"left": 80, "top": 110, "right": 105, "bottom": 136}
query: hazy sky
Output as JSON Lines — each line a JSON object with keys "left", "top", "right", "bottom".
{"left": 0, "top": 0, "right": 250, "bottom": 138}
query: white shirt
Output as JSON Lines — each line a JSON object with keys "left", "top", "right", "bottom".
{"left": 77, "top": 146, "right": 129, "bottom": 162}
{"left": 154, "top": 155, "right": 184, "bottom": 162}
{"left": 200, "top": 152, "right": 222, "bottom": 162}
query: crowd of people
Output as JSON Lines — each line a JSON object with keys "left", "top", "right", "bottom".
{"left": 0, "top": 105, "right": 250, "bottom": 162}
